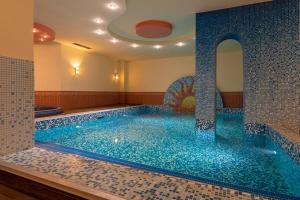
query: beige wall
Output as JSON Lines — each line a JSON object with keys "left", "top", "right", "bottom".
{"left": 217, "top": 39, "right": 243, "bottom": 92}
{"left": 34, "top": 43, "right": 62, "bottom": 91}
{"left": 127, "top": 56, "right": 195, "bottom": 92}
{"left": 0, "top": 0, "right": 33, "bottom": 60}
{"left": 34, "top": 43, "right": 120, "bottom": 91}
{"left": 127, "top": 40, "right": 243, "bottom": 93}
{"left": 35, "top": 41, "right": 243, "bottom": 93}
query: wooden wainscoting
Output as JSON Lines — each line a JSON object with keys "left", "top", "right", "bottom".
{"left": 35, "top": 91, "right": 120, "bottom": 111}
{"left": 35, "top": 91, "right": 243, "bottom": 111}
{"left": 121, "top": 92, "right": 165, "bottom": 105}
{"left": 220, "top": 92, "right": 243, "bottom": 108}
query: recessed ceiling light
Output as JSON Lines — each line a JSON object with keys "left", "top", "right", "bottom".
{"left": 33, "top": 28, "right": 38, "bottom": 33}
{"left": 106, "top": 2, "right": 119, "bottom": 10}
{"left": 176, "top": 42, "right": 185, "bottom": 47}
{"left": 110, "top": 38, "right": 119, "bottom": 43}
{"left": 94, "top": 29, "right": 106, "bottom": 35}
{"left": 153, "top": 45, "right": 163, "bottom": 49}
{"left": 130, "top": 43, "right": 140, "bottom": 48}
{"left": 94, "top": 17, "right": 104, "bottom": 24}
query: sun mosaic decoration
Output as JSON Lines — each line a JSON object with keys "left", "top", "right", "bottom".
{"left": 164, "top": 76, "right": 223, "bottom": 113}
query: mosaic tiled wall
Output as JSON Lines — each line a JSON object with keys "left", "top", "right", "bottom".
{"left": 195, "top": 0, "right": 299, "bottom": 133}
{"left": 164, "top": 76, "right": 223, "bottom": 112}
{"left": 0, "top": 55, "right": 34, "bottom": 155}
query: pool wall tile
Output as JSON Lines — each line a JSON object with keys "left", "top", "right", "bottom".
{"left": 265, "top": 125, "right": 300, "bottom": 164}
{"left": 0, "top": 55, "right": 34, "bottom": 155}
{"left": 195, "top": 0, "right": 299, "bottom": 135}
{"left": 35, "top": 105, "right": 148, "bottom": 130}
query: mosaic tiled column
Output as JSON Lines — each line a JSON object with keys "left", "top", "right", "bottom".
{"left": 0, "top": 56, "right": 34, "bottom": 155}
{"left": 195, "top": 0, "right": 299, "bottom": 134}
{"left": 195, "top": 38, "right": 216, "bottom": 132}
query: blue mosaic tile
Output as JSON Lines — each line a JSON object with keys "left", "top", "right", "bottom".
{"left": 195, "top": 0, "right": 299, "bottom": 134}
{"left": 35, "top": 105, "right": 147, "bottom": 130}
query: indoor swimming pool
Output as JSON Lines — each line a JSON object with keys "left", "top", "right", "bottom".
{"left": 35, "top": 109, "right": 300, "bottom": 199}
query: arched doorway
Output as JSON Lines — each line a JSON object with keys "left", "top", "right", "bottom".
{"left": 215, "top": 39, "right": 244, "bottom": 135}
{"left": 216, "top": 39, "right": 243, "bottom": 109}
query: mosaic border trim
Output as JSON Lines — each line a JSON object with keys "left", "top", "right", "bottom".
{"left": 35, "top": 141, "right": 296, "bottom": 200}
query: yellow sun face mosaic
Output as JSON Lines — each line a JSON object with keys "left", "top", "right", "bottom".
{"left": 164, "top": 76, "right": 223, "bottom": 113}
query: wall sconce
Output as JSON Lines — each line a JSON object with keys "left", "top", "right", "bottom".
{"left": 113, "top": 73, "right": 119, "bottom": 81}
{"left": 72, "top": 63, "right": 80, "bottom": 76}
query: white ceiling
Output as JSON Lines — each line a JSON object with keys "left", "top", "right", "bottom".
{"left": 34, "top": 0, "right": 269, "bottom": 61}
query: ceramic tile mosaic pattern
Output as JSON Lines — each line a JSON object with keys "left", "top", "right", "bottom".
{"left": 195, "top": 0, "right": 299, "bottom": 134}
{"left": 0, "top": 55, "right": 34, "bottom": 155}
{"left": 0, "top": 148, "right": 274, "bottom": 200}
{"left": 35, "top": 105, "right": 147, "bottom": 130}
{"left": 163, "top": 76, "right": 223, "bottom": 113}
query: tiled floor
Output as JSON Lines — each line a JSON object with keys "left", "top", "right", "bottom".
{"left": 0, "top": 148, "right": 274, "bottom": 200}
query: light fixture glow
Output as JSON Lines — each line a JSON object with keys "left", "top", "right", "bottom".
{"left": 94, "top": 29, "right": 106, "bottom": 35}
{"left": 33, "top": 28, "right": 38, "bottom": 33}
{"left": 106, "top": 2, "right": 119, "bottom": 10}
{"left": 130, "top": 43, "right": 140, "bottom": 48}
{"left": 113, "top": 73, "right": 119, "bottom": 81}
{"left": 153, "top": 45, "right": 163, "bottom": 49}
{"left": 72, "top": 62, "right": 80, "bottom": 75}
{"left": 43, "top": 34, "right": 49, "bottom": 39}
{"left": 94, "top": 17, "right": 104, "bottom": 24}
{"left": 176, "top": 42, "right": 185, "bottom": 47}
{"left": 110, "top": 38, "right": 119, "bottom": 44}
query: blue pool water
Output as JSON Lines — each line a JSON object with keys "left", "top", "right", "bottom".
{"left": 35, "top": 111, "right": 300, "bottom": 198}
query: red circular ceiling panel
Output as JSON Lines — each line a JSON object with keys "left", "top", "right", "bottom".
{"left": 136, "top": 20, "right": 172, "bottom": 38}
{"left": 33, "top": 23, "right": 55, "bottom": 43}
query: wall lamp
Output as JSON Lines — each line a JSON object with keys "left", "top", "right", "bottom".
{"left": 113, "top": 73, "right": 119, "bottom": 81}
{"left": 72, "top": 63, "right": 80, "bottom": 76}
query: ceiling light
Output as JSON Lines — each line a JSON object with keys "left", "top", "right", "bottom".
{"left": 110, "top": 38, "right": 119, "bottom": 43}
{"left": 94, "top": 17, "right": 104, "bottom": 24}
{"left": 94, "top": 29, "right": 106, "bottom": 35}
{"left": 33, "top": 28, "right": 38, "bottom": 33}
{"left": 43, "top": 34, "right": 49, "bottom": 39}
{"left": 106, "top": 2, "right": 119, "bottom": 10}
{"left": 153, "top": 45, "right": 163, "bottom": 49}
{"left": 130, "top": 43, "right": 139, "bottom": 48}
{"left": 176, "top": 42, "right": 185, "bottom": 47}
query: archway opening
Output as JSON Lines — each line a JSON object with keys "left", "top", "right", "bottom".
{"left": 216, "top": 39, "right": 243, "bottom": 109}
{"left": 215, "top": 39, "right": 244, "bottom": 136}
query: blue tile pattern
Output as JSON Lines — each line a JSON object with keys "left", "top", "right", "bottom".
{"left": 0, "top": 148, "right": 274, "bottom": 200}
{"left": 195, "top": 0, "right": 299, "bottom": 134}
{"left": 34, "top": 107, "right": 300, "bottom": 198}
{"left": 0, "top": 55, "right": 34, "bottom": 155}
{"left": 35, "top": 105, "right": 147, "bottom": 130}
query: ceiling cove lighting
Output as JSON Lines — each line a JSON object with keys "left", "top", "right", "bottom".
{"left": 153, "top": 45, "right": 163, "bottom": 49}
{"left": 130, "top": 43, "right": 140, "bottom": 48}
{"left": 94, "top": 28, "right": 106, "bottom": 35}
{"left": 176, "top": 42, "right": 185, "bottom": 47}
{"left": 110, "top": 38, "right": 119, "bottom": 43}
{"left": 33, "top": 28, "right": 38, "bottom": 33}
{"left": 94, "top": 17, "right": 104, "bottom": 24}
{"left": 106, "top": 2, "right": 119, "bottom": 10}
